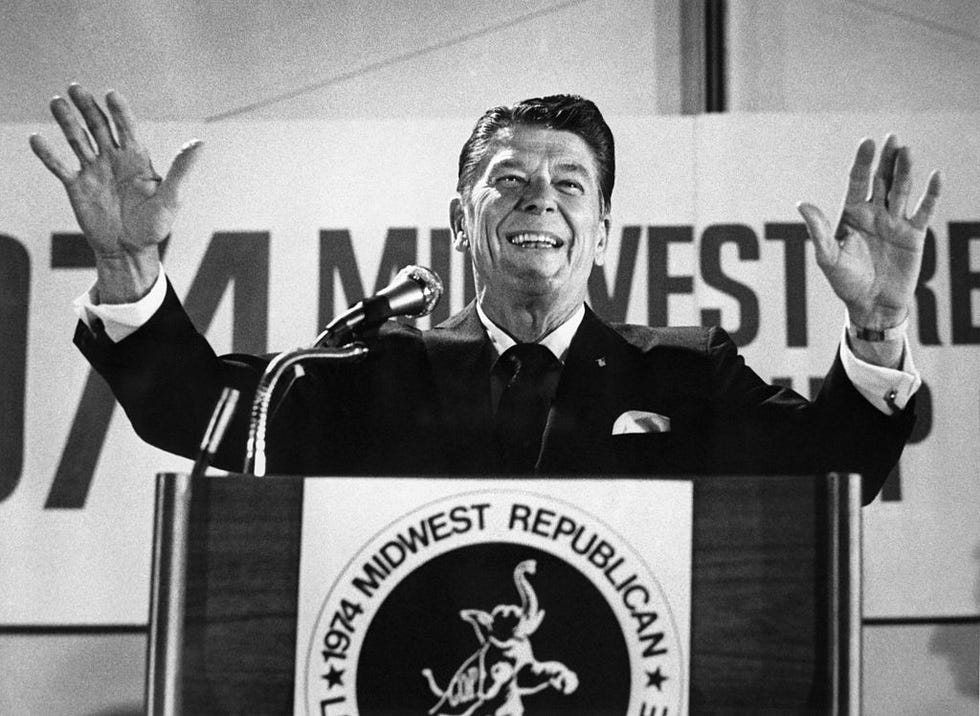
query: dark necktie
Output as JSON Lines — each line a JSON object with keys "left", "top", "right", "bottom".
{"left": 494, "top": 343, "right": 560, "bottom": 474}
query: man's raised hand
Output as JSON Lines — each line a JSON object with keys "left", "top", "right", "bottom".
{"left": 29, "top": 84, "right": 202, "bottom": 302}
{"left": 797, "top": 135, "right": 941, "bottom": 333}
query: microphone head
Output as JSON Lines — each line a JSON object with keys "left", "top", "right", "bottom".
{"left": 316, "top": 265, "right": 445, "bottom": 346}
{"left": 394, "top": 265, "right": 444, "bottom": 317}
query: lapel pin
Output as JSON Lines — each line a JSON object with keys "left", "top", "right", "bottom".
{"left": 596, "top": 357, "right": 606, "bottom": 368}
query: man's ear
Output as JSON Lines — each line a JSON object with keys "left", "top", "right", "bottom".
{"left": 594, "top": 216, "right": 611, "bottom": 266}
{"left": 449, "top": 196, "right": 468, "bottom": 252}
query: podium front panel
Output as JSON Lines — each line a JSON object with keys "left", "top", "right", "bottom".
{"left": 149, "top": 473, "right": 857, "bottom": 713}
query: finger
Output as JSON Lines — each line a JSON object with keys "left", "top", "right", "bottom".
{"left": 50, "top": 95, "right": 96, "bottom": 164}
{"left": 844, "top": 138, "right": 876, "bottom": 205}
{"left": 797, "top": 202, "right": 838, "bottom": 268}
{"left": 156, "top": 140, "right": 204, "bottom": 209}
{"left": 909, "top": 170, "right": 942, "bottom": 231}
{"left": 68, "top": 83, "right": 118, "bottom": 153}
{"left": 106, "top": 90, "right": 138, "bottom": 148}
{"left": 29, "top": 133, "right": 75, "bottom": 184}
{"left": 887, "top": 146, "right": 912, "bottom": 217}
{"left": 871, "top": 133, "right": 899, "bottom": 206}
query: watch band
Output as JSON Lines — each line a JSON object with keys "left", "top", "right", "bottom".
{"left": 847, "top": 314, "right": 909, "bottom": 342}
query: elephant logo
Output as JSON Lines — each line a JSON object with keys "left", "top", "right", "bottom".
{"left": 420, "top": 559, "right": 578, "bottom": 716}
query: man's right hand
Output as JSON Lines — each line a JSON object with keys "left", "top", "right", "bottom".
{"left": 30, "top": 84, "right": 202, "bottom": 303}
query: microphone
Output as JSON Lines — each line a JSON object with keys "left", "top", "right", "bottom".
{"left": 314, "top": 265, "right": 443, "bottom": 346}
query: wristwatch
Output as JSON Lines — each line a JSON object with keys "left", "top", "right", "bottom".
{"left": 847, "top": 314, "right": 908, "bottom": 342}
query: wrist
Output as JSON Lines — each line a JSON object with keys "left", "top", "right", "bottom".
{"left": 94, "top": 247, "right": 161, "bottom": 304}
{"left": 844, "top": 310, "right": 907, "bottom": 369}
{"left": 845, "top": 302, "right": 909, "bottom": 336}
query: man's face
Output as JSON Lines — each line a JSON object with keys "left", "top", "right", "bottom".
{"left": 452, "top": 125, "right": 609, "bottom": 323}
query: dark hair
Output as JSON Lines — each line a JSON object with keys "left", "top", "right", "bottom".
{"left": 456, "top": 94, "right": 615, "bottom": 213}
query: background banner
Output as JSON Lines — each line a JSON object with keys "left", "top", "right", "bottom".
{"left": 0, "top": 113, "right": 977, "bottom": 624}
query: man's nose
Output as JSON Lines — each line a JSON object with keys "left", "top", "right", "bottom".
{"left": 518, "top": 176, "right": 557, "bottom": 214}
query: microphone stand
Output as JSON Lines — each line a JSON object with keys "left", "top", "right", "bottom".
{"left": 190, "top": 387, "right": 241, "bottom": 480}
{"left": 243, "top": 342, "right": 370, "bottom": 476}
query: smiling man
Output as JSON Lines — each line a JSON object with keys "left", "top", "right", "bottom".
{"left": 33, "top": 89, "right": 940, "bottom": 504}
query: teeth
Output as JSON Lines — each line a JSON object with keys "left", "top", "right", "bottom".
{"left": 508, "top": 232, "right": 561, "bottom": 248}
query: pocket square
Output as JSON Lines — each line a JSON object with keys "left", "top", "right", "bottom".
{"left": 611, "top": 410, "right": 671, "bottom": 434}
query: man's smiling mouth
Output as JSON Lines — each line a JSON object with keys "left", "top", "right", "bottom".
{"left": 505, "top": 232, "right": 565, "bottom": 249}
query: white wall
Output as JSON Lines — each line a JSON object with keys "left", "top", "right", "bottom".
{"left": 728, "top": 0, "right": 980, "bottom": 113}
{"left": 0, "top": 633, "right": 143, "bottom": 715}
{"left": 1, "top": 0, "right": 672, "bottom": 122}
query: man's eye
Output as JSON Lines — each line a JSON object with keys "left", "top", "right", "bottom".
{"left": 496, "top": 175, "right": 524, "bottom": 185}
{"left": 558, "top": 180, "right": 583, "bottom": 193}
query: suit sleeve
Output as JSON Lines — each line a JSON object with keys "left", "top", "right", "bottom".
{"left": 74, "top": 280, "right": 264, "bottom": 471}
{"left": 74, "top": 279, "right": 436, "bottom": 476}
{"left": 704, "top": 326, "right": 915, "bottom": 505}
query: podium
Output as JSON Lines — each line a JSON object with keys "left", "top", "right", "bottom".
{"left": 146, "top": 472, "right": 862, "bottom": 714}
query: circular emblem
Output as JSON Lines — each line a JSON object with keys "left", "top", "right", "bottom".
{"left": 304, "top": 488, "right": 685, "bottom": 714}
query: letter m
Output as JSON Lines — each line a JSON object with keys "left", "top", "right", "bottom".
{"left": 318, "top": 228, "right": 418, "bottom": 328}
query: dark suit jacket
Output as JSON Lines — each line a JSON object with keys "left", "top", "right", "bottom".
{"left": 75, "top": 282, "right": 914, "bottom": 504}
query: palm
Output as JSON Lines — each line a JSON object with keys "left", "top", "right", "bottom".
{"left": 827, "top": 200, "right": 922, "bottom": 314}
{"left": 799, "top": 135, "right": 941, "bottom": 326}
{"left": 66, "top": 147, "right": 174, "bottom": 255}
{"left": 30, "top": 85, "right": 200, "bottom": 260}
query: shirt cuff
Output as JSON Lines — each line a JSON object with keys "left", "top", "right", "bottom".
{"left": 72, "top": 267, "right": 168, "bottom": 343}
{"left": 838, "top": 322, "right": 921, "bottom": 414}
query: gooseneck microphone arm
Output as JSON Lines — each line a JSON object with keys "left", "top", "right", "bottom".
{"left": 243, "top": 343, "right": 370, "bottom": 476}
{"left": 242, "top": 265, "right": 443, "bottom": 476}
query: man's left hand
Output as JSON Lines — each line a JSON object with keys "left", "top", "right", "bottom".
{"left": 797, "top": 135, "right": 941, "bottom": 334}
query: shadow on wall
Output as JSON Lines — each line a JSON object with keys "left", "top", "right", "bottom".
{"left": 927, "top": 543, "right": 980, "bottom": 698}
{"left": 85, "top": 708, "right": 142, "bottom": 716}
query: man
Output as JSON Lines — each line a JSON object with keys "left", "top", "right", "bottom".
{"left": 31, "top": 86, "right": 941, "bottom": 504}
